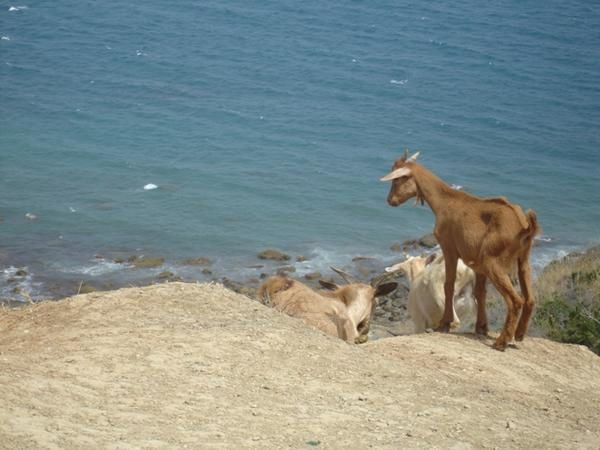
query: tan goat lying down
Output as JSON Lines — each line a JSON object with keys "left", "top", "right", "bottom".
{"left": 382, "top": 151, "right": 539, "bottom": 350}
{"left": 258, "top": 272, "right": 397, "bottom": 343}
{"left": 386, "top": 253, "right": 476, "bottom": 333}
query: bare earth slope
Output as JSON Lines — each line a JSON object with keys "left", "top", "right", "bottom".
{"left": 1, "top": 283, "right": 599, "bottom": 449}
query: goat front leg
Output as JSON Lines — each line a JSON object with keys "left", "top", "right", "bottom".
{"left": 436, "top": 251, "right": 458, "bottom": 332}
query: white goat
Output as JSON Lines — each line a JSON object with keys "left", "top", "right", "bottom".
{"left": 386, "top": 253, "right": 476, "bottom": 333}
{"left": 258, "top": 272, "right": 397, "bottom": 343}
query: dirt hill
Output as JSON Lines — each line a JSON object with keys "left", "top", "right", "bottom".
{"left": 1, "top": 282, "right": 599, "bottom": 449}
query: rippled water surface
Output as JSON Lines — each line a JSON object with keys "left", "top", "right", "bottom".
{"left": 1, "top": 1, "right": 599, "bottom": 298}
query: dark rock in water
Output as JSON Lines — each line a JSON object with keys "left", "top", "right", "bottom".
{"left": 180, "top": 257, "right": 212, "bottom": 266}
{"left": 277, "top": 266, "right": 296, "bottom": 275}
{"left": 201, "top": 268, "right": 213, "bottom": 275}
{"left": 246, "top": 264, "right": 264, "bottom": 269}
{"left": 418, "top": 233, "right": 438, "bottom": 248}
{"left": 296, "top": 255, "right": 308, "bottom": 262}
{"left": 259, "top": 273, "right": 268, "bottom": 279}
{"left": 114, "top": 258, "right": 125, "bottom": 264}
{"left": 257, "top": 249, "right": 290, "bottom": 261}
{"left": 15, "top": 269, "right": 28, "bottom": 277}
{"left": 352, "top": 256, "right": 374, "bottom": 262}
{"left": 404, "top": 239, "right": 420, "bottom": 249}
{"left": 390, "top": 242, "right": 404, "bottom": 252}
{"left": 304, "top": 272, "right": 321, "bottom": 281}
{"left": 130, "top": 256, "right": 165, "bottom": 269}
{"left": 158, "top": 271, "right": 175, "bottom": 280}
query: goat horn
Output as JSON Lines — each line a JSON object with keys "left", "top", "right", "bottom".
{"left": 380, "top": 166, "right": 411, "bottom": 182}
{"left": 330, "top": 266, "right": 358, "bottom": 284}
{"left": 408, "top": 151, "right": 420, "bottom": 161}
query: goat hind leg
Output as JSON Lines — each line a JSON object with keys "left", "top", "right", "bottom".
{"left": 474, "top": 273, "right": 488, "bottom": 336}
{"left": 515, "top": 257, "right": 535, "bottom": 341}
{"left": 488, "top": 270, "right": 524, "bottom": 351}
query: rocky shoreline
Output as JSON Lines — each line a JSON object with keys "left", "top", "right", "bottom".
{"left": 1, "top": 233, "right": 442, "bottom": 336}
{"left": 3, "top": 235, "right": 598, "bottom": 345}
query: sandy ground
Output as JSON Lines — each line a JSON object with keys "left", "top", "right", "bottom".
{"left": 1, "top": 282, "right": 599, "bottom": 449}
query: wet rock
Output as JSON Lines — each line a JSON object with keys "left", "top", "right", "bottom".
{"left": 257, "top": 249, "right": 290, "bottom": 261}
{"left": 201, "top": 268, "right": 213, "bottom": 275}
{"left": 114, "top": 258, "right": 125, "bottom": 264}
{"left": 296, "top": 255, "right": 308, "bottom": 262}
{"left": 277, "top": 266, "right": 296, "bottom": 275}
{"left": 15, "top": 269, "right": 28, "bottom": 277}
{"left": 418, "top": 233, "right": 438, "bottom": 248}
{"left": 304, "top": 272, "right": 322, "bottom": 281}
{"left": 157, "top": 271, "right": 175, "bottom": 280}
{"left": 246, "top": 264, "right": 264, "bottom": 269}
{"left": 129, "top": 256, "right": 165, "bottom": 269}
{"left": 180, "top": 257, "right": 212, "bottom": 266}
{"left": 352, "top": 256, "right": 374, "bottom": 262}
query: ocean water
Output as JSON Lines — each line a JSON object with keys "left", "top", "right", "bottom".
{"left": 2, "top": 0, "right": 599, "bottom": 300}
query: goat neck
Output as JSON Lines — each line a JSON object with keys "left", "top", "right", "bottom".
{"left": 409, "top": 163, "right": 457, "bottom": 215}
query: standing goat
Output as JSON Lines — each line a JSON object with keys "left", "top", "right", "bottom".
{"left": 386, "top": 253, "right": 476, "bottom": 333}
{"left": 258, "top": 268, "right": 397, "bottom": 343}
{"left": 381, "top": 151, "right": 539, "bottom": 350}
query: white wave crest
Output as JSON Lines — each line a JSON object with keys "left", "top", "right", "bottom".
{"left": 143, "top": 183, "right": 158, "bottom": 190}
{"left": 8, "top": 5, "right": 28, "bottom": 11}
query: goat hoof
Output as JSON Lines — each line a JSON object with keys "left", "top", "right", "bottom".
{"left": 515, "top": 334, "right": 525, "bottom": 342}
{"left": 476, "top": 325, "right": 489, "bottom": 336}
{"left": 435, "top": 323, "right": 451, "bottom": 333}
{"left": 492, "top": 340, "right": 507, "bottom": 351}
{"left": 354, "top": 335, "right": 369, "bottom": 344}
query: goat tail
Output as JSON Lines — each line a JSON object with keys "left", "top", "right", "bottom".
{"left": 258, "top": 276, "right": 293, "bottom": 305}
{"left": 520, "top": 209, "right": 540, "bottom": 248}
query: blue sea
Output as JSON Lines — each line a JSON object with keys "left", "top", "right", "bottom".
{"left": 2, "top": 0, "right": 599, "bottom": 300}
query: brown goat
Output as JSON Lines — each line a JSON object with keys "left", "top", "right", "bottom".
{"left": 381, "top": 151, "right": 539, "bottom": 350}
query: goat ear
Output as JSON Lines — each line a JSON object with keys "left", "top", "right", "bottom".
{"left": 374, "top": 282, "right": 398, "bottom": 297}
{"left": 380, "top": 166, "right": 411, "bottom": 182}
{"left": 319, "top": 280, "right": 338, "bottom": 291}
{"left": 425, "top": 252, "right": 437, "bottom": 265}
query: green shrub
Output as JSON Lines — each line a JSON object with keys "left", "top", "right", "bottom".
{"left": 534, "top": 294, "right": 600, "bottom": 355}
{"left": 533, "top": 245, "right": 600, "bottom": 355}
